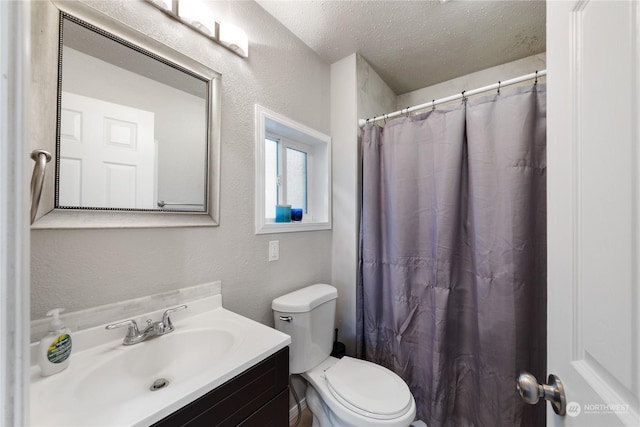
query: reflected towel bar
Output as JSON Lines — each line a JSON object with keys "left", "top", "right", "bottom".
{"left": 30, "top": 149, "right": 52, "bottom": 225}
{"left": 157, "top": 200, "right": 205, "bottom": 207}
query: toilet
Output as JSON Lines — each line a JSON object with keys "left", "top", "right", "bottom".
{"left": 272, "top": 284, "right": 416, "bottom": 427}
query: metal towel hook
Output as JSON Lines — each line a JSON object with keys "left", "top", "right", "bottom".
{"left": 30, "top": 149, "right": 52, "bottom": 225}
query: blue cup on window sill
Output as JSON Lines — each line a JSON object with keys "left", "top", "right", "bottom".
{"left": 291, "top": 208, "right": 303, "bottom": 222}
{"left": 275, "top": 205, "right": 291, "bottom": 223}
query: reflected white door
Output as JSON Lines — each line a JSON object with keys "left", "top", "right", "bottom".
{"left": 547, "top": 0, "right": 639, "bottom": 425}
{"left": 58, "top": 92, "right": 155, "bottom": 209}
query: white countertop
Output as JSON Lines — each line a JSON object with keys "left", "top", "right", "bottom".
{"left": 30, "top": 294, "right": 290, "bottom": 426}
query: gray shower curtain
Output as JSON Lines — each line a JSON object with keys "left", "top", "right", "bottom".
{"left": 358, "top": 84, "right": 546, "bottom": 426}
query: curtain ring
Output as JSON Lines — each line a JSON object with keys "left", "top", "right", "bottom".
{"left": 534, "top": 70, "right": 538, "bottom": 86}
{"left": 497, "top": 80, "right": 501, "bottom": 94}
{"left": 405, "top": 107, "right": 411, "bottom": 118}
{"left": 432, "top": 100, "right": 436, "bottom": 111}
{"left": 384, "top": 114, "right": 388, "bottom": 124}
{"left": 461, "top": 90, "right": 467, "bottom": 103}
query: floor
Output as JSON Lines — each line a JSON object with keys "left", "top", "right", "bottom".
{"left": 289, "top": 407, "right": 312, "bottom": 427}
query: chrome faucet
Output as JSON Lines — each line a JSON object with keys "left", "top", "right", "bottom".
{"left": 105, "top": 305, "right": 187, "bottom": 345}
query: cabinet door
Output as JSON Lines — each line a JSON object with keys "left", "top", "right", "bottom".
{"left": 153, "top": 347, "right": 289, "bottom": 427}
{"left": 238, "top": 389, "right": 289, "bottom": 427}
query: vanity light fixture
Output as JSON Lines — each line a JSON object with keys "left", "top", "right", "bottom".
{"left": 144, "top": 0, "right": 249, "bottom": 58}
{"left": 219, "top": 22, "right": 249, "bottom": 58}
{"left": 177, "top": 0, "right": 216, "bottom": 38}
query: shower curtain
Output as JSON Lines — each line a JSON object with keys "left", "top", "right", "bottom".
{"left": 358, "top": 84, "right": 547, "bottom": 426}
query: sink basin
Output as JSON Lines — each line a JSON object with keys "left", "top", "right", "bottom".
{"left": 75, "top": 328, "right": 237, "bottom": 407}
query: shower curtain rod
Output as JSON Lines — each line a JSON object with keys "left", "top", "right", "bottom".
{"left": 358, "top": 69, "right": 547, "bottom": 127}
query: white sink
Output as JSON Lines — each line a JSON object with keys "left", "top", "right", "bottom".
{"left": 75, "top": 328, "right": 237, "bottom": 407}
{"left": 30, "top": 294, "right": 291, "bottom": 427}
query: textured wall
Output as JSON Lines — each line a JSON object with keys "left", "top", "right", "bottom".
{"left": 30, "top": 0, "right": 332, "bottom": 327}
{"left": 357, "top": 55, "right": 397, "bottom": 122}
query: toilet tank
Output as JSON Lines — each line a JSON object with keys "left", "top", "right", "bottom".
{"left": 272, "top": 284, "right": 338, "bottom": 374}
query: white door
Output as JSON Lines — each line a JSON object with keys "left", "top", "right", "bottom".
{"left": 546, "top": 0, "right": 639, "bottom": 425}
{"left": 58, "top": 92, "right": 156, "bottom": 209}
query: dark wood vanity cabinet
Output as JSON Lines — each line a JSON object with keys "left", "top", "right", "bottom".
{"left": 153, "top": 347, "right": 289, "bottom": 427}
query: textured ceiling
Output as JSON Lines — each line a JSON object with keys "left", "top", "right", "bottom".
{"left": 256, "top": 0, "right": 546, "bottom": 95}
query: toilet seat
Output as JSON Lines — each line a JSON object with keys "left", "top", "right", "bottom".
{"left": 323, "top": 357, "right": 413, "bottom": 420}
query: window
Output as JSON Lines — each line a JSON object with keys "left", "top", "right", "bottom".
{"left": 285, "top": 146, "right": 308, "bottom": 213}
{"left": 264, "top": 137, "right": 280, "bottom": 216}
{"left": 255, "top": 105, "right": 331, "bottom": 234}
{"left": 264, "top": 136, "right": 309, "bottom": 217}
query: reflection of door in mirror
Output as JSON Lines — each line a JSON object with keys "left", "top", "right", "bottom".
{"left": 57, "top": 16, "right": 210, "bottom": 213}
{"left": 59, "top": 92, "right": 156, "bottom": 209}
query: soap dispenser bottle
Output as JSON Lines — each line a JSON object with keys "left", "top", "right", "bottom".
{"left": 38, "top": 308, "right": 72, "bottom": 377}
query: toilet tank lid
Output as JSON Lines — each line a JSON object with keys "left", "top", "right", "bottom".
{"left": 272, "top": 284, "right": 337, "bottom": 313}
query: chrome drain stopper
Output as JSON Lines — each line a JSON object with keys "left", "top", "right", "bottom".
{"left": 150, "top": 378, "right": 169, "bottom": 391}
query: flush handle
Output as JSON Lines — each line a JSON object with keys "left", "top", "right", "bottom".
{"left": 279, "top": 316, "right": 293, "bottom": 322}
{"left": 517, "top": 371, "right": 566, "bottom": 416}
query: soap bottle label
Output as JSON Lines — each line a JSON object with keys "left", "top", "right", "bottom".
{"left": 47, "top": 334, "right": 72, "bottom": 364}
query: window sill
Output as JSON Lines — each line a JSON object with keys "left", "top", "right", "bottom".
{"left": 255, "top": 220, "right": 331, "bottom": 234}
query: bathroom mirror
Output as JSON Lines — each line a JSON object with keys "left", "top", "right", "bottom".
{"left": 32, "top": 1, "right": 221, "bottom": 228}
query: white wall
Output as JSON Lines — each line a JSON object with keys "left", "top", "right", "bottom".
{"left": 357, "top": 55, "right": 397, "bottom": 123}
{"left": 30, "top": 0, "right": 332, "bottom": 331}
{"left": 330, "top": 54, "right": 358, "bottom": 355}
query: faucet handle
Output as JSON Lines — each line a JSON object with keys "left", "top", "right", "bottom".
{"left": 105, "top": 319, "right": 140, "bottom": 340}
{"left": 162, "top": 305, "right": 187, "bottom": 331}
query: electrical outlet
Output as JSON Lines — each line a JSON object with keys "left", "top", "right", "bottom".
{"left": 268, "top": 240, "right": 279, "bottom": 262}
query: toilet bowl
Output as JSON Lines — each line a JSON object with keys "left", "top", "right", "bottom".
{"left": 272, "top": 284, "right": 416, "bottom": 427}
{"left": 303, "top": 356, "right": 416, "bottom": 427}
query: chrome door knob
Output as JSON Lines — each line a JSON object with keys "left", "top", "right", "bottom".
{"left": 517, "top": 371, "right": 566, "bottom": 416}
